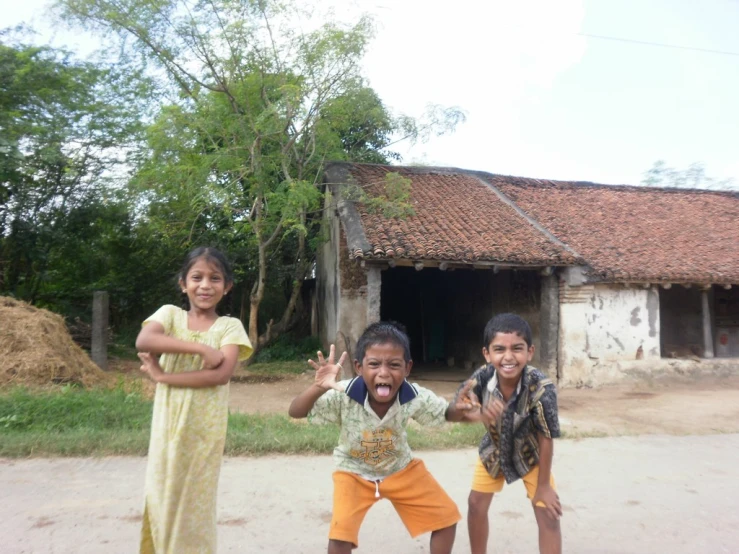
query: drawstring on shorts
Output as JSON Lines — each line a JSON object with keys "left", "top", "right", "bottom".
{"left": 374, "top": 480, "right": 380, "bottom": 498}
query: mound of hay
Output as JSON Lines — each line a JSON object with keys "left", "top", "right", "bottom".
{"left": 0, "top": 296, "right": 111, "bottom": 388}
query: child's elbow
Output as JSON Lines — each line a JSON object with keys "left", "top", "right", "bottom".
{"left": 135, "top": 330, "right": 153, "bottom": 351}
{"left": 214, "top": 367, "right": 235, "bottom": 386}
{"left": 288, "top": 403, "right": 306, "bottom": 419}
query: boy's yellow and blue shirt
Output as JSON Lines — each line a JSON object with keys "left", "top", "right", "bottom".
{"left": 307, "top": 377, "right": 449, "bottom": 480}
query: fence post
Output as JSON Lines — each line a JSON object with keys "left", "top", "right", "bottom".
{"left": 92, "top": 291, "right": 109, "bottom": 370}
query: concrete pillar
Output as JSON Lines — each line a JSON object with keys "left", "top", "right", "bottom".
{"left": 701, "top": 288, "right": 714, "bottom": 358}
{"left": 91, "top": 291, "right": 109, "bottom": 370}
{"left": 366, "top": 266, "right": 381, "bottom": 324}
{"left": 539, "top": 274, "right": 560, "bottom": 378}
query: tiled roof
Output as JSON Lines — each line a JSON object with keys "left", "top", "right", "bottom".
{"left": 328, "top": 163, "right": 739, "bottom": 284}
{"left": 327, "top": 163, "right": 580, "bottom": 266}
{"left": 486, "top": 175, "right": 739, "bottom": 284}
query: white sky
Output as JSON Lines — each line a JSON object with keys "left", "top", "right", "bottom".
{"left": 4, "top": 0, "right": 739, "bottom": 185}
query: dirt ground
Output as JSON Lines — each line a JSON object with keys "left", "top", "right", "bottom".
{"left": 4, "top": 365, "right": 739, "bottom": 553}
{"left": 229, "top": 369, "right": 739, "bottom": 436}
{"left": 3, "top": 435, "right": 739, "bottom": 553}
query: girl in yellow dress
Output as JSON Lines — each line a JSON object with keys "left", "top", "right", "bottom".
{"left": 136, "top": 247, "right": 252, "bottom": 554}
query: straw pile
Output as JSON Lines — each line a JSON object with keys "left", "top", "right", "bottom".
{"left": 0, "top": 296, "right": 111, "bottom": 388}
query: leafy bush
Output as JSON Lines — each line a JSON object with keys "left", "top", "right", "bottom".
{"left": 254, "top": 334, "right": 322, "bottom": 363}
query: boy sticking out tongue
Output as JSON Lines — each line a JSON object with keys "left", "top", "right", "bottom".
{"left": 289, "top": 321, "right": 477, "bottom": 554}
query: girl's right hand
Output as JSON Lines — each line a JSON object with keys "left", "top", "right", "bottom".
{"left": 201, "top": 345, "right": 225, "bottom": 369}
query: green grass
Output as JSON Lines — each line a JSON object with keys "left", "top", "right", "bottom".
{"left": 253, "top": 334, "right": 322, "bottom": 363}
{"left": 0, "top": 386, "right": 484, "bottom": 457}
{"left": 240, "top": 360, "right": 307, "bottom": 377}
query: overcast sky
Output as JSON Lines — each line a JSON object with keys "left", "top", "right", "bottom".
{"left": 4, "top": 0, "right": 739, "bottom": 185}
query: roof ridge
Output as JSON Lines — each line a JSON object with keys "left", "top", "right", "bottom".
{"left": 323, "top": 162, "right": 739, "bottom": 198}
{"left": 474, "top": 175, "right": 584, "bottom": 261}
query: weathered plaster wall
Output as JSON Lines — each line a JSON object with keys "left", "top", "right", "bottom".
{"left": 336, "top": 231, "right": 369, "bottom": 371}
{"left": 559, "top": 278, "right": 661, "bottom": 386}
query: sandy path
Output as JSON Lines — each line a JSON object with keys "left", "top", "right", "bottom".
{"left": 2, "top": 434, "right": 738, "bottom": 553}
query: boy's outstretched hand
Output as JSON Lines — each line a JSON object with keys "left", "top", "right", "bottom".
{"left": 532, "top": 483, "right": 563, "bottom": 520}
{"left": 454, "top": 379, "right": 481, "bottom": 410}
{"left": 308, "top": 344, "right": 348, "bottom": 392}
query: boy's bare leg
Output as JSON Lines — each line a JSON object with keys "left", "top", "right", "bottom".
{"left": 468, "top": 490, "right": 494, "bottom": 554}
{"left": 533, "top": 507, "right": 562, "bottom": 554}
{"left": 429, "top": 523, "right": 456, "bottom": 554}
{"left": 327, "top": 539, "right": 352, "bottom": 554}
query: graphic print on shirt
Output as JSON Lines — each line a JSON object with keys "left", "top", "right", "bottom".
{"left": 351, "top": 428, "right": 397, "bottom": 466}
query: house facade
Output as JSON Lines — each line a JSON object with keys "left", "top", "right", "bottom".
{"left": 317, "top": 163, "right": 739, "bottom": 386}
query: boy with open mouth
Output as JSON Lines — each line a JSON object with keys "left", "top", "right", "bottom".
{"left": 289, "top": 321, "right": 477, "bottom": 553}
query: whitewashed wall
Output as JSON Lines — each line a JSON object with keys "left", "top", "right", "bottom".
{"left": 558, "top": 275, "right": 660, "bottom": 386}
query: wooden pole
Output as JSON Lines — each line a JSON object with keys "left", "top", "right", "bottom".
{"left": 701, "top": 288, "right": 714, "bottom": 359}
{"left": 92, "top": 291, "right": 109, "bottom": 370}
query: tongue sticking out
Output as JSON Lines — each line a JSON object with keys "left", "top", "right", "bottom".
{"left": 376, "top": 385, "right": 392, "bottom": 398}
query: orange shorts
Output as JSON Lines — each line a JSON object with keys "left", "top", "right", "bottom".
{"left": 471, "top": 456, "right": 556, "bottom": 507}
{"left": 330, "top": 458, "right": 461, "bottom": 547}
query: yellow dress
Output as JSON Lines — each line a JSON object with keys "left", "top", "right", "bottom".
{"left": 140, "top": 305, "right": 252, "bottom": 554}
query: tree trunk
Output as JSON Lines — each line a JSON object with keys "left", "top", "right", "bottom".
{"left": 248, "top": 242, "right": 267, "bottom": 347}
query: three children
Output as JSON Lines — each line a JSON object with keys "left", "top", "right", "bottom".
{"left": 137, "top": 249, "right": 561, "bottom": 554}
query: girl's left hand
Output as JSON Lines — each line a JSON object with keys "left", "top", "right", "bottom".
{"left": 138, "top": 352, "right": 164, "bottom": 382}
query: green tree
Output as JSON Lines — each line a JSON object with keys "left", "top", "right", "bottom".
{"left": 0, "top": 36, "right": 147, "bottom": 305}
{"left": 58, "top": 0, "right": 464, "bottom": 350}
{"left": 641, "top": 160, "right": 737, "bottom": 190}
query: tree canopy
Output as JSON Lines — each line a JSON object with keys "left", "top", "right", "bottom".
{"left": 641, "top": 160, "right": 737, "bottom": 191}
{"left": 0, "top": 36, "right": 148, "bottom": 314}
{"left": 0, "top": 1, "right": 465, "bottom": 350}
{"left": 56, "top": 0, "right": 463, "bottom": 349}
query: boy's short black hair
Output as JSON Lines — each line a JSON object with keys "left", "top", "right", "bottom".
{"left": 355, "top": 321, "right": 411, "bottom": 363}
{"left": 483, "top": 313, "right": 533, "bottom": 348}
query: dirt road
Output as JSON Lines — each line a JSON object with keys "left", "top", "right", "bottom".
{"left": 2, "top": 434, "right": 739, "bottom": 553}
{"left": 231, "top": 372, "right": 739, "bottom": 436}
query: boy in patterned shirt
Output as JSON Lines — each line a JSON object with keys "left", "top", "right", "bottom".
{"left": 458, "top": 313, "right": 563, "bottom": 554}
{"left": 289, "top": 321, "right": 476, "bottom": 554}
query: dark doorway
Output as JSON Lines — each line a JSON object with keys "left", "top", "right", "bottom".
{"left": 659, "top": 287, "right": 704, "bottom": 357}
{"left": 380, "top": 267, "right": 541, "bottom": 369}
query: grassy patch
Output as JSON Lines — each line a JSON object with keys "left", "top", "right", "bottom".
{"left": 0, "top": 386, "right": 483, "bottom": 457}
{"left": 239, "top": 361, "right": 307, "bottom": 377}
{"left": 253, "top": 334, "right": 322, "bottom": 363}
{"left": 0, "top": 385, "right": 152, "bottom": 433}
{"left": 226, "top": 415, "right": 340, "bottom": 455}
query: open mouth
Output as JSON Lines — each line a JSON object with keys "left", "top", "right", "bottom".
{"left": 376, "top": 384, "right": 392, "bottom": 398}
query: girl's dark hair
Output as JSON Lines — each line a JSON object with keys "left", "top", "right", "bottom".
{"left": 483, "top": 313, "right": 532, "bottom": 348}
{"left": 179, "top": 247, "right": 234, "bottom": 314}
{"left": 355, "top": 321, "right": 411, "bottom": 363}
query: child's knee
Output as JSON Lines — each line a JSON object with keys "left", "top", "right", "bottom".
{"left": 432, "top": 522, "right": 457, "bottom": 534}
{"left": 467, "top": 491, "right": 493, "bottom": 517}
{"left": 535, "top": 509, "right": 561, "bottom": 533}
